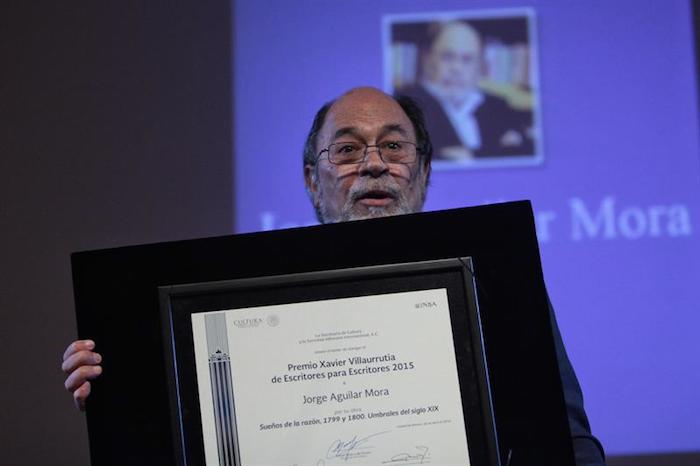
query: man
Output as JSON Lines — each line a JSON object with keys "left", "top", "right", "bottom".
{"left": 303, "top": 87, "right": 431, "bottom": 222}
{"left": 398, "top": 21, "right": 534, "bottom": 160}
{"left": 63, "top": 87, "right": 604, "bottom": 465}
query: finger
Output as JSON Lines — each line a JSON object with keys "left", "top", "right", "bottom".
{"left": 64, "top": 365, "right": 102, "bottom": 393}
{"left": 63, "top": 340, "right": 95, "bottom": 361}
{"left": 73, "top": 381, "right": 91, "bottom": 411}
{"left": 62, "top": 350, "right": 102, "bottom": 374}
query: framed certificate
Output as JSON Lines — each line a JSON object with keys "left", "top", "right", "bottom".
{"left": 160, "top": 258, "right": 500, "bottom": 466}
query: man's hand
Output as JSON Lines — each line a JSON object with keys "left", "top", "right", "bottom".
{"left": 62, "top": 340, "right": 102, "bottom": 411}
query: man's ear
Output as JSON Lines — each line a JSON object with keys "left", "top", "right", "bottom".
{"left": 422, "top": 51, "right": 436, "bottom": 82}
{"left": 304, "top": 163, "right": 319, "bottom": 204}
{"left": 418, "top": 161, "right": 431, "bottom": 204}
{"left": 421, "top": 160, "right": 431, "bottom": 188}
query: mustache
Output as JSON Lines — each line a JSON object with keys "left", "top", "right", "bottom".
{"left": 348, "top": 180, "right": 402, "bottom": 202}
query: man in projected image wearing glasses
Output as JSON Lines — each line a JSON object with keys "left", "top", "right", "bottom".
{"left": 398, "top": 20, "right": 535, "bottom": 161}
{"left": 62, "top": 87, "right": 605, "bottom": 466}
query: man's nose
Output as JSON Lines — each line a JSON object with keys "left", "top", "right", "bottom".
{"left": 359, "top": 146, "right": 389, "bottom": 177}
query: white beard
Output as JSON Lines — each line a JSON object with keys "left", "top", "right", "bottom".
{"left": 319, "top": 177, "right": 423, "bottom": 223}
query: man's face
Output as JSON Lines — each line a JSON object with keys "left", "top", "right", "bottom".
{"left": 304, "top": 88, "right": 429, "bottom": 223}
{"left": 425, "top": 22, "right": 482, "bottom": 103}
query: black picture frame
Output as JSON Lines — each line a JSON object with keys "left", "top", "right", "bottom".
{"left": 160, "top": 257, "right": 500, "bottom": 466}
{"left": 73, "top": 201, "right": 575, "bottom": 465}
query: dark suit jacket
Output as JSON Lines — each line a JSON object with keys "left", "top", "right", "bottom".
{"left": 397, "top": 84, "right": 535, "bottom": 159}
{"left": 549, "top": 300, "right": 606, "bottom": 466}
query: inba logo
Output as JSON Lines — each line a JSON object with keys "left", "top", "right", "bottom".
{"left": 414, "top": 302, "right": 437, "bottom": 309}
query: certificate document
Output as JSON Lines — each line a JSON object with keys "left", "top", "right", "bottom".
{"left": 191, "top": 288, "right": 471, "bottom": 466}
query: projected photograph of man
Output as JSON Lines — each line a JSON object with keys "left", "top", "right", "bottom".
{"left": 385, "top": 10, "right": 542, "bottom": 169}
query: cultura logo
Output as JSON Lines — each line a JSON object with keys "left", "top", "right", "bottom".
{"left": 232, "top": 318, "right": 263, "bottom": 328}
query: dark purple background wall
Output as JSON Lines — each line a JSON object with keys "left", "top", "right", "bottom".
{"left": 1, "top": 2, "right": 231, "bottom": 465}
{"left": 233, "top": 0, "right": 700, "bottom": 459}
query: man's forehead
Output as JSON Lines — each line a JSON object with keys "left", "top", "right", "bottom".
{"left": 433, "top": 23, "right": 481, "bottom": 52}
{"left": 321, "top": 89, "right": 414, "bottom": 141}
{"left": 331, "top": 123, "right": 410, "bottom": 142}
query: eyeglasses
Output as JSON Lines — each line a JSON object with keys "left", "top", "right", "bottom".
{"left": 317, "top": 140, "right": 419, "bottom": 165}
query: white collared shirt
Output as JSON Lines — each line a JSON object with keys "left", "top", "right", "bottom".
{"left": 423, "top": 81, "right": 484, "bottom": 150}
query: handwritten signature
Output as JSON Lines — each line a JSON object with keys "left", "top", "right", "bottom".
{"left": 326, "top": 431, "right": 390, "bottom": 461}
{"left": 382, "top": 446, "right": 431, "bottom": 464}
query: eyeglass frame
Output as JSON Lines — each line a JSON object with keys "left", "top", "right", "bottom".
{"left": 316, "top": 140, "right": 422, "bottom": 165}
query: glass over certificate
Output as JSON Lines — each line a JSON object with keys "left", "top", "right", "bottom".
{"left": 192, "top": 289, "right": 468, "bottom": 466}
{"left": 161, "top": 258, "right": 499, "bottom": 466}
